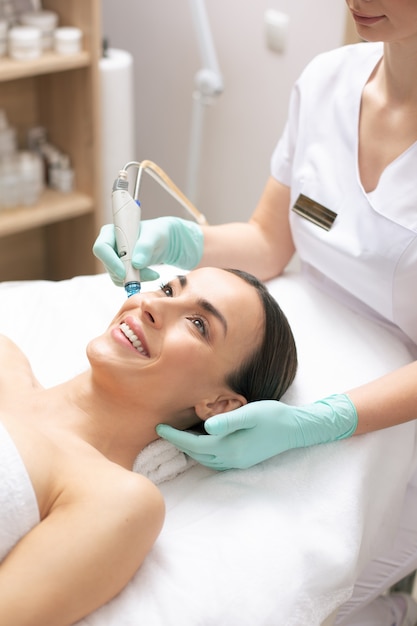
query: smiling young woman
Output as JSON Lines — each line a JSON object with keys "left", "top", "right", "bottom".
{"left": 0, "top": 266, "right": 297, "bottom": 626}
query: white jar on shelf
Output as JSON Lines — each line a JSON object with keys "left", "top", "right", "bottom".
{"left": 54, "top": 27, "right": 82, "bottom": 55}
{"left": 8, "top": 26, "right": 42, "bottom": 60}
{"left": 19, "top": 11, "right": 59, "bottom": 51}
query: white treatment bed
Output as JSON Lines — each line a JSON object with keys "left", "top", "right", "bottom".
{"left": 0, "top": 267, "right": 416, "bottom": 626}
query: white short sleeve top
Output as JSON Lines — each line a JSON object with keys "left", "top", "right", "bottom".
{"left": 271, "top": 43, "right": 417, "bottom": 350}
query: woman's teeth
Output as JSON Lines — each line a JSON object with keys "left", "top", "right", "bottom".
{"left": 120, "top": 322, "right": 149, "bottom": 356}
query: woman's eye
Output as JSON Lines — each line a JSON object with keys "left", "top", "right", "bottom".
{"left": 188, "top": 317, "right": 207, "bottom": 336}
{"left": 160, "top": 282, "right": 173, "bottom": 297}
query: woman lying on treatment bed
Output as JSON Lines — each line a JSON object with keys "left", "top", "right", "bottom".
{"left": 0, "top": 266, "right": 297, "bottom": 626}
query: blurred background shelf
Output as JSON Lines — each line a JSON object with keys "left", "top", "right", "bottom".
{"left": 0, "top": 0, "right": 102, "bottom": 282}
{"left": 0, "top": 189, "right": 93, "bottom": 236}
{"left": 0, "top": 50, "right": 90, "bottom": 81}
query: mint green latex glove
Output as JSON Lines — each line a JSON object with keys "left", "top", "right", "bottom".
{"left": 93, "top": 217, "right": 203, "bottom": 286}
{"left": 156, "top": 394, "right": 358, "bottom": 470}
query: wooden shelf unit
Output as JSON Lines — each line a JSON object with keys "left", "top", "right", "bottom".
{"left": 0, "top": 0, "right": 102, "bottom": 281}
{"left": 0, "top": 50, "right": 90, "bottom": 81}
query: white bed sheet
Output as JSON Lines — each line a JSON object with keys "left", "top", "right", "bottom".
{"left": 0, "top": 268, "right": 416, "bottom": 626}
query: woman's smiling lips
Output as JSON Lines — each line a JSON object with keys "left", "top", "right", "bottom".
{"left": 117, "top": 315, "right": 150, "bottom": 357}
{"left": 351, "top": 11, "right": 385, "bottom": 26}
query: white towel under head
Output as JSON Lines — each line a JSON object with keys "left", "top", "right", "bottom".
{"left": 133, "top": 438, "right": 197, "bottom": 484}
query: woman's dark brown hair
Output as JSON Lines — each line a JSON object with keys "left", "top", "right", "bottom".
{"left": 224, "top": 268, "right": 297, "bottom": 402}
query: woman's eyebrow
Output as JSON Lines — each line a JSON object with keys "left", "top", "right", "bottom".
{"left": 176, "top": 274, "right": 228, "bottom": 336}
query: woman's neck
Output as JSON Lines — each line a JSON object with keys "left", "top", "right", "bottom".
{"left": 37, "top": 372, "right": 161, "bottom": 469}
{"left": 382, "top": 40, "right": 417, "bottom": 103}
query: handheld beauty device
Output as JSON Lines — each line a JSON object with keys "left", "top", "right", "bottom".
{"left": 110, "top": 159, "right": 207, "bottom": 298}
{"left": 112, "top": 169, "right": 141, "bottom": 297}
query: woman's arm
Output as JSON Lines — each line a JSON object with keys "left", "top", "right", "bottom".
{"left": 199, "top": 176, "right": 295, "bottom": 280}
{"left": 349, "top": 360, "right": 417, "bottom": 435}
{"left": 93, "top": 175, "right": 295, "bottom": 283}
{"left": 0, "top": 471, "right": 164, "bottom": 626}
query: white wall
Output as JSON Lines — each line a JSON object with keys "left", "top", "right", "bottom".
{"left": 101, "top": 1, "right": 346, "bottom": 224}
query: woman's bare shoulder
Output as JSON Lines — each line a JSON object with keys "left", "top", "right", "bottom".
{"left": 58, "top": 456, "right": 165, "bottom": 526}
{"left": 0, "top": 335, "right": 37, "bottom": 373}
{"left": 0, "top": 334, "right": 28, "bottom": 360}
{"left": 104, "top": 463, "right": 165, "bottom": 519}
{"left": 52, "top": 458, "right": 166, "bottom": 578}
{"left": 0, "top": 335, "right": 40, "bottom": 391}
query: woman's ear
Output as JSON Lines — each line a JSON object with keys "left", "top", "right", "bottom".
{"left": 194, "top": 393, "right": 247, "bottom": 421}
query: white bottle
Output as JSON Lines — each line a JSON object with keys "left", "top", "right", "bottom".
{"left": 0, "top": 20, "right": 8, "bottom": 57}
{"left": 0, "top": 109, "right": 17, "bottom": 159}
{"left": 0, "top": 155, "right": 20, "bottom": 209}
{"left": 53, "top": 155, "right": 75, "bottom": 193}
{"left": 18, "top": 151, "right": 44, "bottom": 206}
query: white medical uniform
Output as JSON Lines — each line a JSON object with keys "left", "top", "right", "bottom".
{"left": 271, "top": 42, "right": 417, "bottom": 625}
{"left": 272, "top": 42, "right": 417, "bottom": 356}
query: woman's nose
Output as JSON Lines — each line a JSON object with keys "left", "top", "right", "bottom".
{"left": 139, "top": 293, "right": 176, "bottom": 329}
{"left": 139, "top": 294, "right": 160, "bottom": 327}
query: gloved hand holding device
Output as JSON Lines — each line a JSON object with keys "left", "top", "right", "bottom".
{"left": 156, "top": 393, "right": 358, "bottom": 470}
{"left": 93, "top": 216, "right": 204, "bottom": 284}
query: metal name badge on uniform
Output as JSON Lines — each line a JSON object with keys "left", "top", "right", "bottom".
{"left": 292, "top": 194, "right": 337, "bottom": 231}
